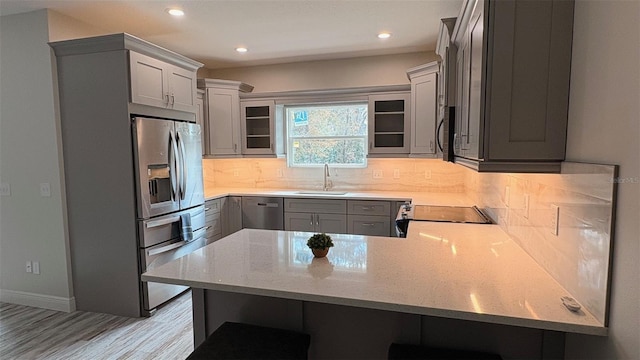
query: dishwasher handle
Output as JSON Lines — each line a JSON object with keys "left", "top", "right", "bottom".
{"left": 257, "top": 202, "right": 279, "bottom": 208}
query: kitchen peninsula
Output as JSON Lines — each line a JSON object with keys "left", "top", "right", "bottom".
{"left": 142, "top": 222, "right": 606, "bottom": 359}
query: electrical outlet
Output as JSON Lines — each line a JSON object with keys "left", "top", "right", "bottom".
{"left": 26, "top": 261, "right": 32, "bottom": 273}
{"left": 424, "top": 170, "right": 432, "bottom": 179}
{"left": 276, "top": 168, "right": 283, "bottom": 178}
{"left": 0, "top": 182, "right": 10, "bottom": 196}
{"left": 233, "top": 170, "right": 239, "bottom": 177}
{"left": 524, "top": 194, "right": 530, "bottom": 219}
{"left": 393, "top": 169, "right": 400, "bottom": 179}
{"left": 550, "top": 204, "right": 560, "bottom": 236}
{"left": 373, "top": 170, "right": 383, "bottom": 179}
{"left": 33, "top": 261, "right": 40, "bottom": 275}
{"left": 40, "top": 183, "right": 51, "bottom": 197}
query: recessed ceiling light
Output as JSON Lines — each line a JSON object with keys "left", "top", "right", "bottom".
{"left": 235, "top": 47, "right": 248, "bottom": 53}
{"left": 166, "top": 8, "right": 185, "bottom": 16}
{"left": 378, "top": 32, "right": 391, "bottom": 39}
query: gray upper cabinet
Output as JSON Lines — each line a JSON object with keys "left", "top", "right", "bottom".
{"left": 368, "top": 92, "right": 411, "bottom": 156}
{"left": 198, "top": 79, "right": 254, "bottom": 157}
{"left": 407, "top": 62, "right": 439, "bottom": 157}
{"left": 452, "top": 0, "right": 574, "bottom": 172}
{"left": 435, "top": 18, "right": 458, "bottom": 162}
{"left": 240, "top": 99, "right": 284, "bottom": 156}
{"left": 196, "top": 89, "right": 206, "bottom": 155}
{"left": 129, "top": 51, "right": 198, "bottom": 113}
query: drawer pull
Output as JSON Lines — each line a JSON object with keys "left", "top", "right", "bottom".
{"left": 361, "top": 223, "right": 376, "bottom": 227}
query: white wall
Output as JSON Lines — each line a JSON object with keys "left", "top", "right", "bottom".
{"left": 0, "top": 9, "right": 108, "bottom": 311}
{"left": 0, "top": 10, "right": 72, "bottom": 310}
{"left": 563, "top": 1, "right": 640, "bottom": 359}
{"left": 206, "top": 51, "right": 438, "bottom": 92}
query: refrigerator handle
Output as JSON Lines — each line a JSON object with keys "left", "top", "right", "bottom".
{"left": 146, "top": 227, "right": 207, "bottom": 257}
{"left": 436, "top": 118, "right": 445, "bottom": 152}
{"left": 168, "top": 131, "right": 178, "bottom": 201}
{"left": 177, "top": 131, "right": 187, "bottom": 201}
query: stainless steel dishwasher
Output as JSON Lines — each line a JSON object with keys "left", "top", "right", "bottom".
{"left": 241, "top": 196, "right": 284, "bottom": 230}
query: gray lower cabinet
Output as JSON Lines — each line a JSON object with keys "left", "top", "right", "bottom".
{"left": 347, "top": 215, "right": 390, "bottom": 236}
{"left": 285, "top": 212, "right": 347, "bottom": 234}
{"left": 222, "top": 196, "right": 243, "bottom": 236}
{"left": 204, "top": 198, "right": 222, "bottom": 241}
{"left": 347, "top": 200, "right": 393, "bottom": 236}
{"left": 217, "top": 197, "right": 404, "bottom": 237}
{"left": 284, "top": 198, "right": 347, "bottom": 233}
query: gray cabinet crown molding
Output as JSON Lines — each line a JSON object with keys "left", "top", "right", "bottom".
{"left": 239, "top": 84, "right": 411, "bottom": 100}
{"left": 436, "top": 17, "right": 457, "bottom": 57}
{"left": 451, "top": 0, "right": 477, "bottom": 45}
{"left": 406, "top": 62, "right": 439, "bottom": 79}
{"left": 49, "top": 33, "right": 203, "bottom": 71}
{"left": 197, "top": 78, "right": 254, "bottom": 93}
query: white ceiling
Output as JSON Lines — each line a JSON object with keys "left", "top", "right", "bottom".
{"left": 0, "top": 0, "right": 462, "bottom": 69}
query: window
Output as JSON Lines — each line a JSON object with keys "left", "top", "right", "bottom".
{"left": 286, "top": 102, "right": 368, "bottom": 167}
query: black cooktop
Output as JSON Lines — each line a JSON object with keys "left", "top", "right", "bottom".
{"left": 397, "top": 204, "right": 491, "bottom": 224}
{"left": 411, "top": 205, "right": 492, "bottom": 224}
{"left": 395, "top": 204, "right": 492, "bottom": 237}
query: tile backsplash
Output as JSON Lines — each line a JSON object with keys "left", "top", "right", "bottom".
{"left": 465, "top": 162, "right": 617, "bottom": 325}
{"left": 203, "top": 158, "right": 466, "bottom": 193}
{"left": 203, "top": 157, "right": 616, "bottom": 326}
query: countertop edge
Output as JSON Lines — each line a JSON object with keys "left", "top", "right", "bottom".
{"left": 203, "top": 188, "right": 473, "bottom": 205}
{"left": 141, "top": 273, "right": 607, "bottom": 336}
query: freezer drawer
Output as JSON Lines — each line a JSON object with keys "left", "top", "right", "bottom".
{"left": 140, "top": 227, "right": 210, "bottom": 313}
{"left": 139, "top": 205, "right": 205, "bottom": 248}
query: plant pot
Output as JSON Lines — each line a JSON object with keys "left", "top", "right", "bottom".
{"left": 312, "top": 248, "right": 330, "bottom": 258}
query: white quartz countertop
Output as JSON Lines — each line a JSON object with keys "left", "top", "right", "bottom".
{"left": 142, "top": 224, "right": 606, "bottom": 336}
{"left": 204, "top": 187, "right": 473, "bottom": 206}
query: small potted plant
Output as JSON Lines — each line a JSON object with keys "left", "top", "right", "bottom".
{"left": 306, "top": 233, "right": 334, "bottom": 258}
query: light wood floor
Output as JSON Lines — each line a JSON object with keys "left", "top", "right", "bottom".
{"left": 0, "top": 291, "right": 193, "bottom": 360}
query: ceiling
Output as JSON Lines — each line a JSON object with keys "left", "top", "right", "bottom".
{"left": 0, "top": 0, "right": 462, "bottom": 69}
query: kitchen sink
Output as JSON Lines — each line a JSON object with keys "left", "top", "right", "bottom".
{"left": 295, "top": 191, "right": 348, "bottom": 195}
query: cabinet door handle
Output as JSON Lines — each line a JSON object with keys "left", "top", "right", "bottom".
{"left": 369, "top": 142, "right": 373, "bottom": 150}
{"left": 430, "top": 140, "right": 434, "bottom": 151}
{"left": 310, "top": 214, "right": 314, "bottom": 226}
{"left": 171, "top": 94, "right": 175, "bottom": 106}
{"left": 165, "top": 94, "right": 170, "bottom": 105}
{"left": 315, "top": 214, "right": 320, "bottom": 227}
{"left": 234, "top": 143, "right": 238, "bottom": 152}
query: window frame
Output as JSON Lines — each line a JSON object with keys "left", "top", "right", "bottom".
{"left": 282, "top": 98, "right": 369, "bottom": 168}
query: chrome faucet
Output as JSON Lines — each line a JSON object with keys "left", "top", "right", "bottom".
{"left": 323, "top": 163, "right": 332, "bottom": 191}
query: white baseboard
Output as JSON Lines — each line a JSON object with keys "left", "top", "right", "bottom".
{"left": 0, "top": 288, "right": 76, "bottom": 312}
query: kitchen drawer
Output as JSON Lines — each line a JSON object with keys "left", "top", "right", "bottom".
{"left": 206, "top": 214, "right": 222, "bottom": 237}
{"left": 284, "top": 198, "right": 347, "bottom": 214}
{"left": 347, "top": 215, "right": 391, "bottom": 236}
{"left": 347, "top": 200, "right": 390, "bottom": 216}
{"left": 205, "top": 198, "right": 222, "bottom": 214}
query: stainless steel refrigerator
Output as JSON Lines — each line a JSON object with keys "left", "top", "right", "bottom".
{"left": 132, "top": 116, "right": 206, "bottom": 316}
{"left": 50, "top": 34, "right": 206, "bottom": 318}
